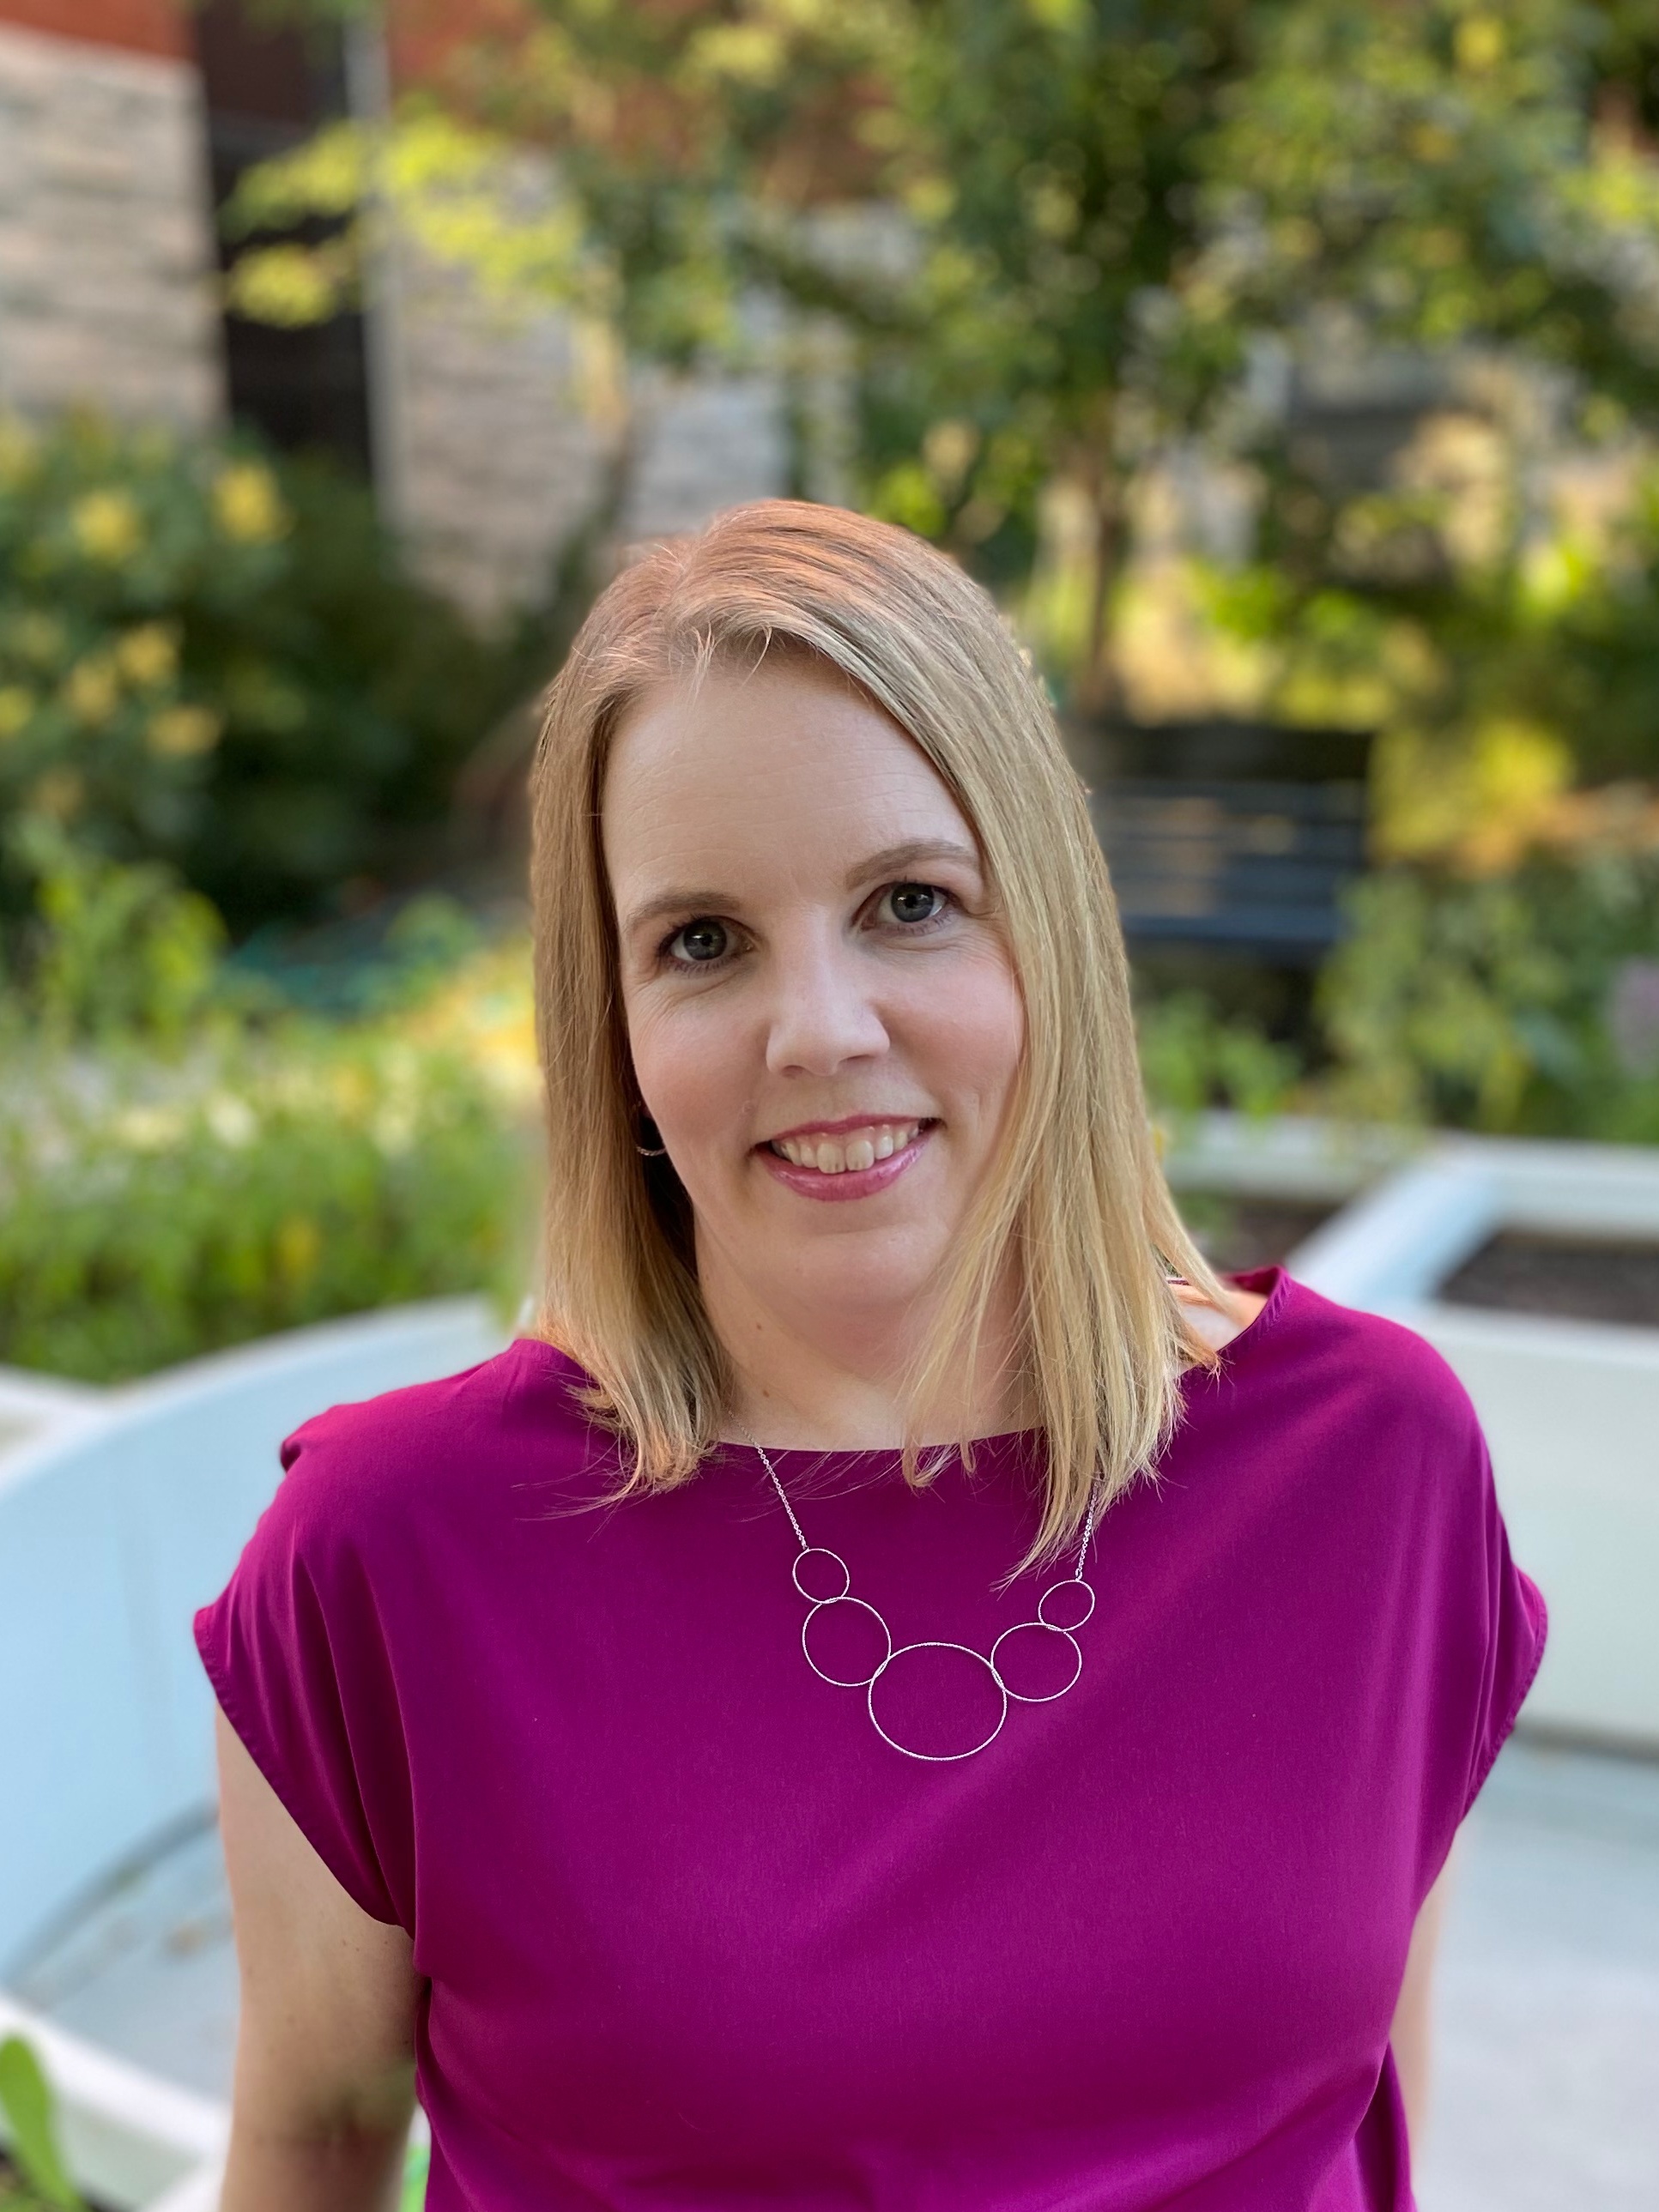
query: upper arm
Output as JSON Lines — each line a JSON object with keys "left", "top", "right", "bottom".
{"left": 1389, "top": 1845, "right": 1456, "bottom": 2150}
{"left": 217, "top": 1706, "right": 420, "bottom": 2139}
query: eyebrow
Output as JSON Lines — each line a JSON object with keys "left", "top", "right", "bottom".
{"left": 851, "top": 838, "right": 981, "bottom": 888}
{"left": 618, "top": 837, "right": 983, "bottom": 940}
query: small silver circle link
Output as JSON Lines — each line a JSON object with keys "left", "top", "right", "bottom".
{"left": 1038, "top": 1577, "right": 1097, "bottom": 1631}
{"left": 802, "top": 1596, "right": 891, "bottom": 1688}
{"left": 868, "top": 1641, "right": 1008, "bottom": 1762}
{"left": 791, "top": 1546, "right": 851, "bottom": 1603}
{"left": 989, "top": 1621, "right": 1084, "bottom": 1705}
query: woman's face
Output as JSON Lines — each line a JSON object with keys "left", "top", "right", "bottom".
{"left": 602, "top": 657, "right": 1026, "bottom": 1341}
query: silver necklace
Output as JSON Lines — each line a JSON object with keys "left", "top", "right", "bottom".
{"left": 737, "top": 1426, "right": 1101, "bottom": 1763}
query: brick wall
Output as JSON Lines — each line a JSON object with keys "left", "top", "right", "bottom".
{"left": 0, "top": 0, "right": 186, "bottom": 61}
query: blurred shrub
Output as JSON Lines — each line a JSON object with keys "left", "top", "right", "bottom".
{"left": 0, "top": 1012, "right": 536, "bottom": 1382}
{"left": 1137, "top": 991, "right": 1304, "bottom": 1121}
{"left": 225, "top": 888, "right": 506, "bottom": 1020}
{"left": 0, "top": 411, "right": 536, "bottom": 937}
{"left": 1318, "top": 854, "right": 1659, "bottom": 1138}
{"left": 2, "top": 819, "right": 227, "bottom": 1048}
{"left": 0, "top": 848, "right": 541, "bottom": 1383}
{"left": 1137, "top": 840, "right": 1659, "bottom": 1144}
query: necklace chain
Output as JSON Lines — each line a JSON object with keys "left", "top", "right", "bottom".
{"left": 736, "top": 1425, "right": 1101, "bottom": 1763}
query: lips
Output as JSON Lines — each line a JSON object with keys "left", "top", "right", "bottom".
{"left": 756, "top": 1120, "right": 935, "bottom": 1203}
{"left": 765, "top": 1119, "right": 927, "bottom": 1175}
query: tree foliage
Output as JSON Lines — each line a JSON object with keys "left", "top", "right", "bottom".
{"left": 228, "top": 1, "right": 1659, "bottom": 718}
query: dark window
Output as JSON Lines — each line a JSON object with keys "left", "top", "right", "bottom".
{"left": 194, "top": 0, "right": 372, "bottom": 474}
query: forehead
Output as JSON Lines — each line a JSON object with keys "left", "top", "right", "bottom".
{"left": 600, "top": 659, "right": 977, "bottom": 886}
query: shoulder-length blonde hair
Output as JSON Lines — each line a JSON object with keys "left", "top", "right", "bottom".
{"left": 529, "top": 499, "right": 1225, "bottom": 1560}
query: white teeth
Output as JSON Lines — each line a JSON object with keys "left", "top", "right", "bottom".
{"left": 770, "top": 1121, "right": 923, "bottom": 1172}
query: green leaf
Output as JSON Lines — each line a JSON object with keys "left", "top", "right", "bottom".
{"left": 0, "top": 2036, "right": 83, "bottom": 2211}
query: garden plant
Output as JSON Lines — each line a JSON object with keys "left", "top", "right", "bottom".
{"left": 0, "top": 412, "right": 547, "bottom": 940}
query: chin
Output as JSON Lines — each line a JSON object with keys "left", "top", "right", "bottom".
{"left": 781, "top": 1230, "right": 944, "bottom": 1309}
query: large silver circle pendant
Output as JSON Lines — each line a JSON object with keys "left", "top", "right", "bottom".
{"left": 866, "top": 1639, "right": 1009, "bottom": 1762}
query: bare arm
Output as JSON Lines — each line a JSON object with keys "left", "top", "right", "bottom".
{"left": 1389, "top": 1846, "right": 1456, "bottom": 2153}
{"left": 215, "top": 1707, "right": 421, "bottom": 2212}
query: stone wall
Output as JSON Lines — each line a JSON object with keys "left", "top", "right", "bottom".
{"left": 625, "top": 364, "right": 790, "bottom": 544}
{"left": 0, "top": 21, "right": 221, "bottom": 428}
{"left": 0, "top": 15, "right": 791, "bottom": 621}
{"left": 386, "top": 251, "right": 790, "bottom": 624}
{"left": 384, "top": 252, "right": 611, "bottom": 623}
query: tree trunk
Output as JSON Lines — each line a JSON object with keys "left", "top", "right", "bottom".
{"left": 1063, "top": 389, "right": 1123, "bottom": 719}
{"left": 1075, "top": 467, "right": 1123, "bottom": 719}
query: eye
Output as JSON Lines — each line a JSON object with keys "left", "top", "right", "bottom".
{"left": 666, "top": 917, "right": 731, "bottom": 965}
{"left": 882, "top": 881, "right": 948, "bottom": 927}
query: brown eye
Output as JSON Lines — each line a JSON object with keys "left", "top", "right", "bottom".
{"left": 887, "top": 883, "right": 945, "bottom": 925}
{"left": 670, "top": 918, "right": 730, "bottom": 964}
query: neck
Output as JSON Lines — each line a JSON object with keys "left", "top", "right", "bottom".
{"left": 697, "top": 1242, "right": 1031, "bottom": 1451}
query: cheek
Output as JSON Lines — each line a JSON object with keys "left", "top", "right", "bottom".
{"left": 625, "top": 993, "right": 745, "bottom": 1136}
{"left": 918, "top": 951, "right": 1026, "bottom": 1101}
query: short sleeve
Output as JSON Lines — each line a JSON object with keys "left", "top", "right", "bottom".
{"left": 195, "top": 1409, "right": 415, "bottom": 1928}
{"left": 1458, "top": 1435, "right": 1549, "bottom": 1822}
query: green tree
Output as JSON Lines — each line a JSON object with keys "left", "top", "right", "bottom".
{"left": 1185, "top": 3, "right": 1659, "bottom": 801}
{"left": 227, "top": 0, "right": 1659, "bottom": 721}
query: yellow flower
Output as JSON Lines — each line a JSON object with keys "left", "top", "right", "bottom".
{"left": 64, "top": 656, "right": 120, "bottom": 726}
{"left": 70, "top": 489, "right": 144, "bottom": 565}
{"left": 275, "top": 1214, "right": 322, "bottom": 1286}
{"left": 1455, "top": 17, "right": 1505, "bottom": 72}
{"left": 115, "top": 621, "right": 179, "bottom": 688}
{"left": 0, "top": 685, "right": 34, "bottom": 740}
{"left": 212, "top": 463, "right": 290, "bottom": 545}
{"left": 147, "top": 704, "right": 223, "bottom": 758}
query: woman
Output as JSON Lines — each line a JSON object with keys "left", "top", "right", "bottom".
{"left": 197, "top": 501, "right": 1546, "bottom": 2212}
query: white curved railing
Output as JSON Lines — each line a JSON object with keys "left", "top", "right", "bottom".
{"left": 0, "top": 1300, "right": 504, "bottom": 1976}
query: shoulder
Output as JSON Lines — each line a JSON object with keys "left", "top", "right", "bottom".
{"left": 1231, "top": 1270, "right": 1489, "bottom": 1496}
{"left": 1188, "top": 1266, "right": 1486, "bottom": 1487}
{"left": 1283, "top": 1272, "right": 1476, "bottom": 1408}
{"left": 270, "top": 1335, "right": 615, "bottom": 1553}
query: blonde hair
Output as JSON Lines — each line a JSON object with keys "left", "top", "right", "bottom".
{"left": 529, "top": 499, "right": 1225, "bottom": 1560}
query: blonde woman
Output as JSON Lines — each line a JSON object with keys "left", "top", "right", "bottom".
{"left": 198, "top": 502, "right": 1545, "bottom": 2212}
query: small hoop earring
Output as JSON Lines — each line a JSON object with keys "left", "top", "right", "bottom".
{"left": 635, "top": 1111, "right": 668, "bottom": 1159}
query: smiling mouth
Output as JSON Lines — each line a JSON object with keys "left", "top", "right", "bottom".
{"left": 764, "top": 1120, "right": 932, "bottom": 1175}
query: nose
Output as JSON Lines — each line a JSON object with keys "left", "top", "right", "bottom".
{"left": 763, "top": 927, "right": 891, "bottom": 1078}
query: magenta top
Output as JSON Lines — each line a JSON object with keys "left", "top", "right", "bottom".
{"left": 196, "top": 1269, "right": 1546, "bottom": 2211}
